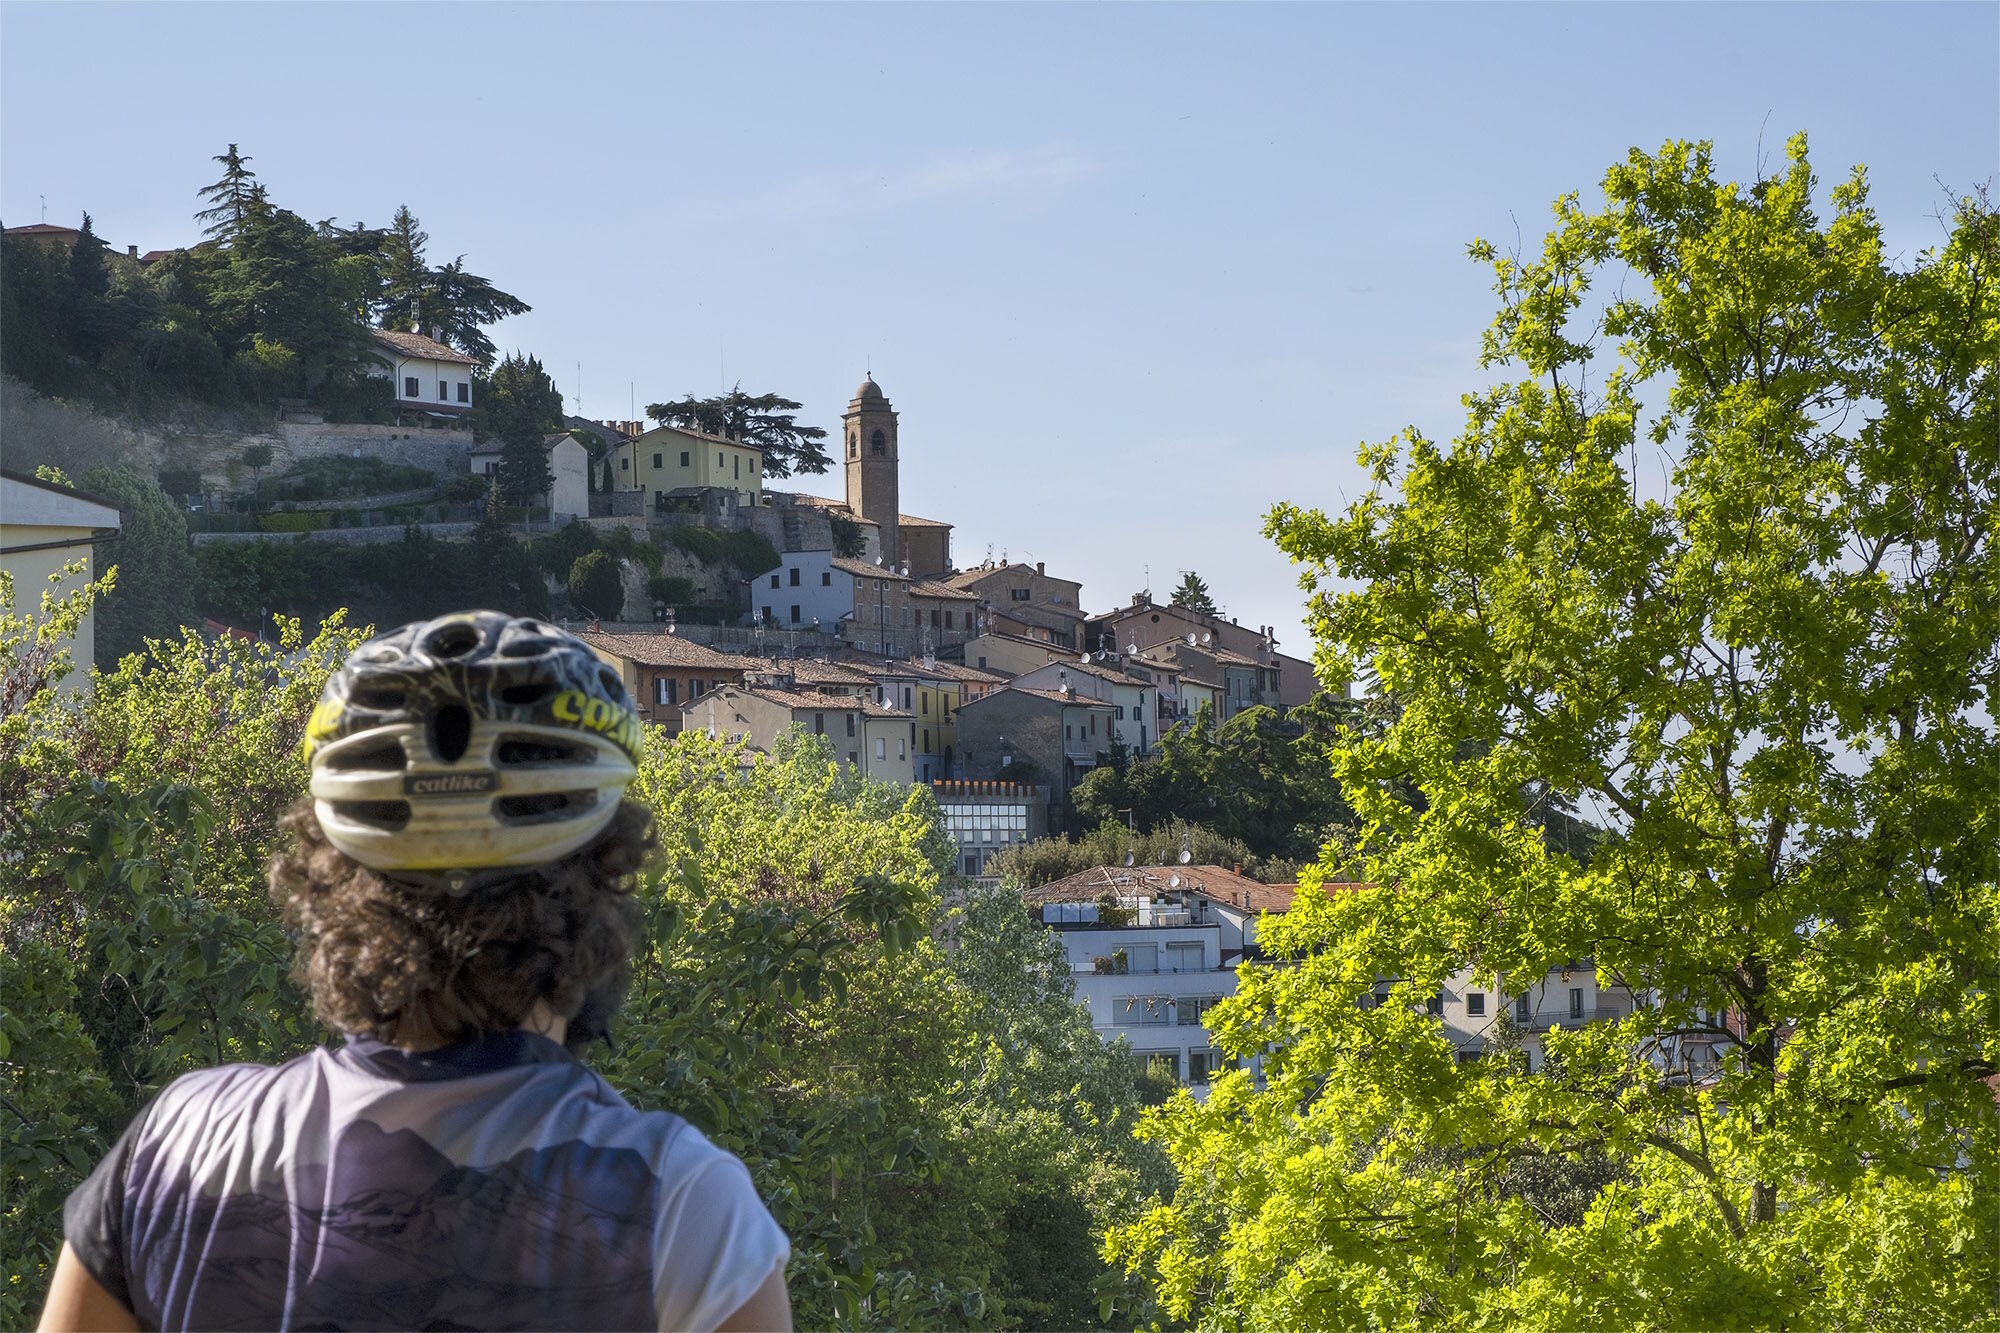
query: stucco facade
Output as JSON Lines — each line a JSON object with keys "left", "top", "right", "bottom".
{"left": 0, "top": 471, "right": 121, "bottom": 690}
{"left": 617, "top": 424, "right": 764, "bottom": 511}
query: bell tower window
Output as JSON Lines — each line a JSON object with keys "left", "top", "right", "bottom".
{"left": 871, "top": 429, "right": 886, "bottom": 455}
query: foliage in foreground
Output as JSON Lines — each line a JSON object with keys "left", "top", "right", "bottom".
{"left": 1109, "top": 136, "right": 1999, "bottom": 1330}
{"left": 0, "top": 582, "right": 1160, "bottom": 1328}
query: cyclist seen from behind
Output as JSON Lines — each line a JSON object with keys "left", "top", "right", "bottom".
{"left": 40, "top": 611, "right": 792, "bottom": 1332}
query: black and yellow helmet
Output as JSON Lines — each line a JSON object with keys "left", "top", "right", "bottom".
{"left": 304, "top": 611, "right": 642, "bottom": 878}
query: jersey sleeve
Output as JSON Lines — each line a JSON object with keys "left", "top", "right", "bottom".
{"left": 650, "top": 1141, "right": 790, "bottom": 1333}
{"left": 61, "top": 1109, "right": 146, "bottom": 1316}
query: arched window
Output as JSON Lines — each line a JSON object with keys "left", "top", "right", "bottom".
{"left": 871, "top": 429, "right": 886, "bottom": 455}
{"left": 849, "top": 431, "right": 858, "bottom": 459}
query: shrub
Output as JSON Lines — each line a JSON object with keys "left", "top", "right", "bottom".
{"left": 647, "top": 574, "right": 697, "bottom": 605}
{"left": 568, "top": 549, "right": 625, "bottom": 619}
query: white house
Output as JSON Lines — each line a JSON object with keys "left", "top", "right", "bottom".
{"left": 0, "top": 469, "right": 121, "bottom": 691}
{"left": 1023, "top": 864, "right": 1297, "bottom": 1092}
{"left": 746, "top": 550, "right": 847, "bottom": 633}
{"left": 368, "top": 330, "right": 477, "bottom": 426}
{"left": 465, "top": 433, "right": 590, "bottom": 521}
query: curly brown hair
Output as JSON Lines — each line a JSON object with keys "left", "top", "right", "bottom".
{"left": 269, "top": 798, "right": 653, "bottom": 1053}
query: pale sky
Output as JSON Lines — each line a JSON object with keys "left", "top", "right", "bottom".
{"left": 4, "top": 3, "right": 1994, "bottom": 657}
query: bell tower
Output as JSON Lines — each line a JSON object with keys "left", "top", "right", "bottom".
{"left": 842, "top": 374, "right": 900, "bottom": 566}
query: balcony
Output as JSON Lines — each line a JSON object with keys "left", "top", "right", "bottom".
{"left": 1517, "top": 1003, "right": 1632, "bottom": 1033}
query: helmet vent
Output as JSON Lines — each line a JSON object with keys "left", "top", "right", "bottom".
{"left": 427, "top": 623, "right": 480, "bottom": 658}
{"left": 494, "top": 790, "right": 597, "bottom": 824}
{"left": 501, "top": 637, "right": 556, "bottom": 659}
{"left": 323, "top": 743, "right": 408, "bottom": 772}
{"left": 496, "top": 737, "right": 593, "bottom": 766}
{"left": 597, "top": 666, "right": 623, "bottom": 696}
{"left": 431, "top": 704, "right": 473, "bottom": 762}
{"left": 501, "top": 682, "right": 555, "bottom": 706}
{"left": 333, "top": 799, "right": 411, "bottom": 831}
{"left": 351, "top": 688, "right": 406, "bottom": 712}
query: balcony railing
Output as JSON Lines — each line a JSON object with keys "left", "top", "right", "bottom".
{"left": 1518, "top": 1004, "right": 1632, "bottom": 1033}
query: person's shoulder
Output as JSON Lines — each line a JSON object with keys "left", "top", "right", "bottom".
{"left": 143, "top": 1049, "right": 331, "bottom": 1132}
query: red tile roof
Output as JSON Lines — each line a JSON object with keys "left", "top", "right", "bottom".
{"left": 908, "top": 579, "right": 978, "bottom": 601}
{"left": 576, "top": 630, "right": 760, "bottom": 671}
{"left": 371, "top": 329, "right": 478, "bottom": 365}
{"left": 898, "top": 512, "right": 953, "bottom": 528}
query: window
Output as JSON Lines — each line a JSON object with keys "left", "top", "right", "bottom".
{"left": 944, "top": 611, "right": 953, "bottom": 628}
{"left": 821, "top": 571, "right": 831, "bottom": 586}
{"left": 734, "top": 456, "right": 740, "bottom": 479}
{"left": 845, "top": 713, "right": 856, "bottom": 737}
{"left": 1467, "top": 992, "right": 1486, "bottom": 1017}
{"left": 1166, "top": 942, "right": 1203, "bottom": 974}
{"left": 790, "top": 605, "right": 801, "bottom": 623}
{"left": 977, "top": 657, "right": 987, "bottom": 669}
{"left": 903, "top": 687, "right": 913, "bottom": 710}
{"left": 814, "top": 713, "right": 825, "bottom": 735}
{"left": 930, "top": 608, "right": 940, "bottom": 627}
{"left": 1011, "top": 588, "right": 1029, "bottom": 601}
{"left": 871, "top": 429, "right": 885, "bottom": 455}
{"left": 922, "top": 728, "right": 930, "bottom": 749}
{"left": 1114, "top": 706, "right": 1125, "bottom": 720}
{"left": 653, "top": 453, "right": 664, "bottom": 469}
{"left": 679, "top": 451, "right": 690, "bottom": 467}
{"left": 848, "top": 751, "right": 857, "bottom": 766}
{"left": 1427, "top": 993, "right": 1444, "bottom": 1015}
{"left": 898, "top": 737, "right": 906, "bottom": 759}
{"left": 621, "top": 457, "right": 629, "bottom": 470}
{"left": 439, "top": 381, "right": 448, "bottom": 401}
{"left": 875, "top": 738, "right": 885, "bottom": 759}
{"left": 717, "top": 451, "right": 724, "bottom": 466}
{"left": 1570, "top": 988, "right": 1584, "bottom": 1019}
{"left": 921, "top": 695, "right": 929, "bottom": 715}
{"left": 1188, "top": 1050, "right": 1213, "bottom": 1084}
{"left": 785, "top": 568, "right": 800, "bottom": 587}
{"left": 1516, "top": 993, "right": 1531, "bottom": 1021}
{"left": 1091, "top": 716, "right": 1097, "bottom": 735}
{"left": 1065, "top": 724, "right": 1072, "bottom": 740}
{"left": 770, "top": 574, "right": 781, "bottom": 589}
{"left": 656, "top": 678, "right": 677, "bottom": 706}
{"left": 760, "top": 606, "right": 772, "bottom": 624}
{"left": 404, "top": 376, "right": 419, "bottom": 397}
{"left": 457, "top": 382, "right": 469, "bottom": 403}
{"left": 965, "top": 854, "right": 979, "bottom": 875}
{"left": 850, "top": 434, "right": 858, "bottom": 460}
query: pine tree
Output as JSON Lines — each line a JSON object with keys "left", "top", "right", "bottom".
{"left": 1169, "top": 571, "right": 1219, "bottom": 616}
{"left": 193, "top": 144, "right": 258, "bottom": 245}
{"left": 377, "top": 205, "right": 429, "bottom": 332}
{"left": 644, "top": 386, "right": 830, "bottom": 477}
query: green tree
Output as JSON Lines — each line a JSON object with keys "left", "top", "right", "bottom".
{"left": 1109, "top": 138, "right": 1999, "bottom": 1329}
{"left": 377, "top": 203, "right": 429, "bottom": 332}
{"left": 1168, "top": 570, "right": 1218, "bottom": 616}
{"left": 567, "top": 549, "right": 625, "bottom": 619}
{"left": 81, "top": 465, "right": 199, "bottom": 669}
{"left": 240, "top": 443, "right": 273, "bottom": 493}
{"left": 645, "top": 386, "right": 830, "bottom": 478}
{"left": 193, "top": 143, "right": 259, "bottom": 245}
{"left": 476, "top": 352, "right": 564, "bottom": 508}
{"left": 424, "top": 257, "right": 530, "bottom": 367}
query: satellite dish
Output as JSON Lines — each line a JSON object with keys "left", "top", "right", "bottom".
{"left": 1179, "top": 849, "right": 1193, "bottom": 865}
{"left": 1079, "top": 653, "right": 1090, "bottom": 664}
{"left": 1201, "top": 631, "right": 1212, "bottom": 645}
{"left": 1124, "top": 852, "right": 1135, "bottom": 867}
{"left": 875, "top": 556, "right": 885, "bottom": 566}
{"left": 1169, "top": 874, "right": 1181, "bottom": 889}
{"left": 1186, "top": 632, "right": 1197, "bottom": 646}
{"left": 1126, "top": 642, "right": 1138, "bottom": 655}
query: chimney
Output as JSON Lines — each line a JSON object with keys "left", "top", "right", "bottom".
{"left": 1243, "top": 890, "right": 1252, "bottom": 909}
{"left": 1036, "top": 561, "right": 1045, "bottom": 576}
{"left": 126, "top": 244, "right": 138, "bottom": 259}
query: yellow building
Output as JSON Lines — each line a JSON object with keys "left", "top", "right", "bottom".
{"left": 615, "top": 424, "right": 764, "bottom": 511}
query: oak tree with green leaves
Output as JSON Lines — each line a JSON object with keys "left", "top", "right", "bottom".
{"left": 1109, "top": 136, "right": 1998, "bottom": 1329}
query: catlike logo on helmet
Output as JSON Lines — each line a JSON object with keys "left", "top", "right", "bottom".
{"left": 403, "top": 773, "right": 500, "bottom": 796}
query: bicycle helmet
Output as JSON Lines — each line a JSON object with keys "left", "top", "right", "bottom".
{"left": 304, "top": 611, "right": 642, "bottom": 882}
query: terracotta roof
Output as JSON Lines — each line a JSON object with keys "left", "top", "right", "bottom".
{"left": 897, "top": 513, "right": 952, "bottom": 529}
{"left": 1031, "top": 657, "right": 1140, "bottom": 684}
{"left": 1022, "top": 864, "right": 1343, "bottom": 913}
{"left": 137, "top": 248, "right": 180, "bottom": 265}
{"left": 831, "top": 556, "right": 909, "bottom": 581}
{"left": 919, "top": 659, "right": 1007, "bottom": 683}
{"left": 1214, "top": 647, "right": 1265, "bottom": 667}
{"left": 907, "top": 579, "right": 977, "bottom": 601}
{"left": 575, "top": 630, "right": 760, "bottom": 671}
{"left": 712, "top": 684, "right": 907, "bottom": 717}
{"left": 944, "top": 562, "right": 1083, "bottom": 591}
{"left": 757, "top": 659, "right": 875, "bottom": 688}
{"left": 371, "top": 329, "right": 478, "bottom": 365}
{"left": 4, "top": 223, "right": 81, "bottom": 239}
{"left": 1005, "top": 685, "right": 1114, "bottom": 709}
{"left": 975, "top": 629, "right": 1071, "bottom": 653}
{"left": 632, "top": 422, "right": 762, "bottom": 454}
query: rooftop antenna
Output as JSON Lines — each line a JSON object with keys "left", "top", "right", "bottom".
{"left": 41, "top": 195, "right": 47, "bottom": 223}
{"left": 576, "top": 361, "right": 581, "bottom": 415}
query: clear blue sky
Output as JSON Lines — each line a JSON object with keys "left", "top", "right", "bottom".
{"left": 5, "top": 3, "right": 1994, "bottom": 657}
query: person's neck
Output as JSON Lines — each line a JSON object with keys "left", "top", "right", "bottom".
{"left": 393, "top": 1001, "right": 567, "bottom": 1052}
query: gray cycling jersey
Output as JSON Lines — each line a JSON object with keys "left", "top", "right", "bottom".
{"left": 63, "top": 1031, "right": 788, "bottom": 1331}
